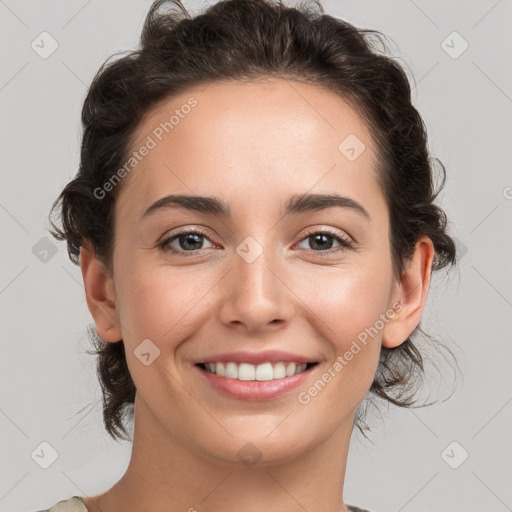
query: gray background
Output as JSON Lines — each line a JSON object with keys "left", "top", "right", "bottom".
{"left": 1, "top": 1, "right": 511, "bottom": 511}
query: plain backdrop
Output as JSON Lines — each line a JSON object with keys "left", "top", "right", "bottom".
{"left": 1, "top": 1, "right": 511, "bottom": 511}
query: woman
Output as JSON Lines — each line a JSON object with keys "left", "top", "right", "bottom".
{"left": 39, "top": 0, "right": 457, "bottom": 510}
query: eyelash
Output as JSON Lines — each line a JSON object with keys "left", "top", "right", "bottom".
{"left": 158, "top": 227, "right": 354, "bottom": 257}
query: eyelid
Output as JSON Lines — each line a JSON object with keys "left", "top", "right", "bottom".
{"left": 157, "top": 226, "right": 214, "bottom": 249}
{"left": 158, "top": 224, "right": 355, "bottom": 256}
{"left": 158, "top": 225, "right": 213, "bottom": 243}
{"left": 299, "top": 225, "right": 353, "bottom": 244}
{"left": 295, "top": 226, "right": 354, "bottom": 254}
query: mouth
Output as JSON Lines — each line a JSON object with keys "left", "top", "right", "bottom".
{"left": 192, "top": 350, "right": 321, "bottom": 401}
{"left": 195, "top": 361, "right": 319, "bottom": 382}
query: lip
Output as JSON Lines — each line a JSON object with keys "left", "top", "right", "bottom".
{"left": 194, "top": 362, "right": 318, "bottom": 402}
{"left": 194, "top": 349, "right": 318, "bottom": 365}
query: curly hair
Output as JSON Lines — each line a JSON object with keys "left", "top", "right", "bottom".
{"left": 49, "top": 0, "right": 458, "bottom": 442}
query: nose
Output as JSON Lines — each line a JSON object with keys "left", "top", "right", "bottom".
{"left": 217, "top": 237, "right": 296, "bottom": 334}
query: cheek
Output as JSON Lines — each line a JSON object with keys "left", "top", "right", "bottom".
{"left": 300, "top": 260, "right": 393, "bottom": 398}
{"left": 113, "top": 264, "right": 213, "bottom": 400}
{"left": 308, "top": 260, "right": 393, "bottom": 343}
{"left": 116, "top": 264, "right": 210, "bottom": 345}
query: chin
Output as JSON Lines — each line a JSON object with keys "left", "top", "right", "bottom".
{"left": 196, "top": 424, "right": 318, "bottom": 469}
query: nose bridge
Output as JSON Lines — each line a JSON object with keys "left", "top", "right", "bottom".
{"left": 219, "top": 232, "right": 293, "bottom": 330}
{"left": 234, "top": 233, "right": 279, "bottom": 299}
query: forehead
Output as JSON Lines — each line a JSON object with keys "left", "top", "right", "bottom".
{"left": 117, "top": 78, "right": 382, "bottom": 220}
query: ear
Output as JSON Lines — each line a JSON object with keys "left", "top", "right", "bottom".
{"left": 382, "top": 236, "right": 435, "bottom": 349}
{"left": 80, "top": 242, "right": 122, "bottom": 342}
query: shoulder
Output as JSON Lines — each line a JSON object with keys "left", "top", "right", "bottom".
{"left": 34, "top": 496, "right": 369, "bottom": 512}
{"left": 33, "top": 496, "right": 88, "bottom": 512}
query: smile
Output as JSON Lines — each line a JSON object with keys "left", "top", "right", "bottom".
{"left": 197, "top": 361, "right": 317, "bottom": 381}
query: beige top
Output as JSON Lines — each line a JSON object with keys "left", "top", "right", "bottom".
{"left": 35, "top": 496, "right": 371, "bottom": 512}
{"left": 34, "top": 496, "right": 87, "bottom": 512}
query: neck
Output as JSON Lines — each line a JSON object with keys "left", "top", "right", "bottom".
{"left": 84, "top": 395, "right": 354, "bottom": 512}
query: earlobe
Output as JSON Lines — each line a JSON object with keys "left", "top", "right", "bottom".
{"left": 80, "top": 243, "right": 122, "bottom": 342}
{"left": 382, "top": 236, "right": 435, "bottom": 349}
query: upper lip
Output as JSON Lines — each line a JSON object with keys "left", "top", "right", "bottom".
{"left": 195, "top": 350, "right": 318, "bottom": 365}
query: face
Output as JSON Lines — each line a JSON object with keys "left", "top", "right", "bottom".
{"left": 91, "top": 77, "right": 409, "bottom": 466}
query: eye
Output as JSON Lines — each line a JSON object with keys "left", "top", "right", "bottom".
{"left": 158, "top": 227, "right": 354, "bottom": 257}
{"left": 158, "top": 228, "right": 214, "bottom": 256}
{"left": 295, "top": 228, "right": 354, "bottom": 256}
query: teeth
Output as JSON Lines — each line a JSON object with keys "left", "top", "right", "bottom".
{"left": 216, "top": 362, "right": 225, "bottom": 376}
{"left": 201, "top": 361, "right": 309, "bottom": 380}
{"left": 225, "top": 362, "right": 238, "bottom": 378}
{"left": 286, "top": 362, "right": 296, "bottom": 377}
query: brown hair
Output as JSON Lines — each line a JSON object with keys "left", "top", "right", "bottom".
{"left": 49, "top": 0, "right": 458, "bottom": 441}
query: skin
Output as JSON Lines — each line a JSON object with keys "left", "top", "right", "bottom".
{"left": 79, "top": 77, "right": 434, "bottom": 512}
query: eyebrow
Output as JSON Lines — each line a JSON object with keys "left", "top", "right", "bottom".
{"left": 140, "top": 193, "right": 370, "bottom": 221}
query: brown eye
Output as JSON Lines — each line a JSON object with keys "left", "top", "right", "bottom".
{"left": 159, "top": 229, "right": 214, "bottom": 255}
{"left": 296, "top": 229, "right": 353, "bottom": 255}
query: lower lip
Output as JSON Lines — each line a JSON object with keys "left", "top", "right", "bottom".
{"left": 195, "top": 364, "right": 316, "bottom": 401}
